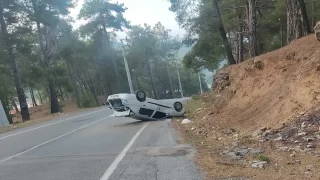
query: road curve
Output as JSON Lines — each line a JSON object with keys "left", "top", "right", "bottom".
{"left": 0, "top": 106, "right": 203, "bottom": 180}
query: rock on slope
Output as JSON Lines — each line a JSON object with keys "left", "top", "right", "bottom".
{"left": 199, "top": 35, "right": 320, "bottom": 135}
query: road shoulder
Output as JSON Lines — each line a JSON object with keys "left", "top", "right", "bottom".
{"left": 106, "top": 119, "right": 204, "bottom": 180}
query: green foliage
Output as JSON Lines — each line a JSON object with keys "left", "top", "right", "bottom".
{"left": 126, "top": 23, "right": 208, "bottom": 98}
{"left": 29, "top": 0, "right": 74, "bottom": 27}
{"left": 80, "top": 95, "right": 96, "bottom": 108}
{"left": 79, "top": 0, "right": 129, "bottom": 31}
{"left": 256, "top": 154, "right": 270, "bottom": 162}
{"left": 0, "top": 42, "right": 16, "bottom": 121}
{"left": 169, "top": 0, "right": 320, "bottom": 70}
{"left": 0, "top": 0, "right": 216, "bottom": 117}
{"left": 58, "top": 101, "right": 65, "bottom": 113}
{"left": 191, "top": 94, "right": 200, "bottom": 100}
{"left": 170, "top": 0, "right": 228, "bottom": 71}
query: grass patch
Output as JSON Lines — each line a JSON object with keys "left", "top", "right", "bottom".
{"left": 184, "top": 98, "right": 204, "bottom": 117}
{"left": 80, "top": 95, "right": 97, "bottom": 108}
{"left": 58, "top": 101, "right": 65, "bottom": 112}
{"left": 256, "top": 154, "right": 270, "bottom": 162}
{"left": 192, "top": 94, "right": 201, "bottom": 100}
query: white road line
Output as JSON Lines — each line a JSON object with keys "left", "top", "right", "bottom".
{"left": 0, "top": 109, "right": 107, "bottom": 141}
{"left": 100, "top": 122, "right": 150, "bottom": 180}
{"left": 0, "top": 117, "right": 109, "bottom": 163}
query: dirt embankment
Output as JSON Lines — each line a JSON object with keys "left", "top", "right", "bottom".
{"left": 177, "top": 35, "right": 320, "bottom": 180}
{"left": 205, "top": 34, "right": 320, "bottom": 133}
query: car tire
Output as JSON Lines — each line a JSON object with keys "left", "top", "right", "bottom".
{"left": 136, "top": 90, "right": 146, "bottom": 102}
{"left": 173, "top": 101, "right": 183, "bottom": 112}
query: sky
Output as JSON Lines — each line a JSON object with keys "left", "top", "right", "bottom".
{"left": 70, "top": 0, "right": 186, "bottom": 39}
{"left": 69, "top": 0, "right": 216, "bottom": 86}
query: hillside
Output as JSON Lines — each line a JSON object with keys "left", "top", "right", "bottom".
{"left": 203, "top": 34, "right": 320, "bottom": 133}
{"left": 178, "top": 34, "right": 320, "bottom": 180}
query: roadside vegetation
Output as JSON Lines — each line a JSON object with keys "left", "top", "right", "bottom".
{"left": 0, "top": 0, "right": 208, "bottom": 127}
{"left": 0, "top": 100, "right": 87, "bottom": 134}
{"left": 168, "top": 0, "right": 320, "bottom": 179}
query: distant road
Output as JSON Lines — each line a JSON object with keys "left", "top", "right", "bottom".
{"left": 0, "top": 102, "right": 202, "bottom": 180}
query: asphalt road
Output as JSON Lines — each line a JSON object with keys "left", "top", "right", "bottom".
{"left": 0, "top": 100, "right": 203, "bottom": 180}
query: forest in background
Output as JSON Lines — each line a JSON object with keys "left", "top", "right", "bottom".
{"left": 168, "top": 0, "right": 320, "bottom": 70}
{"left": 2, "top": 0, "right": 319, "bottom": 123}
{"left": 0, "top": 0, "right": 209, "bottom": 123}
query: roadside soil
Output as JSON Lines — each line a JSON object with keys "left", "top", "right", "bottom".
{"left": 173, "top": 99, "right": 320, "bottom": 180}
{"left": 0, "top": 100, "right": 95, "bottom": 134}
{"left": 173, "top": 35, "right": 320, "bottom": 180}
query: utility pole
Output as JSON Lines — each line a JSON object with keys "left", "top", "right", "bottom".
{"left": 198, "top": 71, "right": 203, "bottom": 94}
{"left": 176, "top": 65, "right": 184, "bottom": 98}
{"left": 120, "top": 39, "right": 134, "bottom": 94}
{"left": 166, "top": 60, "right": 175, "bottom": 98}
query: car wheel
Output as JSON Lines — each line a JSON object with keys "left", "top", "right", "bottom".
{"left": 173, "top": 101, "right": 183, "bottom": 112}
{"left": 136, "top": 90, "right": 146, "bottom": 102}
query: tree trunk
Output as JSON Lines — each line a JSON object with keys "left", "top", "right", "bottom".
{"left": 166, "top": 61, "right": 175, "bottom": 98}
{"left": 31, "top": 96, "right": 35, "bottom": 107}
{"left": 238, "top": 12, "right": 244, "bottom": 62}
{"left": 76, "top": 73, "right": 85, "bottom": 96}
{"left": 46, "top": 87, "right": 51, "bottom": 101}
{"left": 145, "top": 50, "right": 159, "bottom": 99}
{"left": 280, "top": 21, "right": 284, "bottom": 47}
{"left": 286, "top": 0, "right": 303, "bottom": 43}
{"left": 30, "top": 86, "right": 38, "bottom": 107}
{"left": 212, "top": 0, "right": 236, "bottom": 65}
{"left": 239, "top": 26, "right": 244, "bottom": 62}
{"left": 311, "top": 1, "right": 315, "bottom": 29}
{"left": 83, "top": 84, "right": 90, "bottom": 96}
{"left": 86, "top": 72, "right": 99, "bottom": 106}
{"left": 37, "top": 89, "right": 43, "bottom": 105}
{"left": 0, "top": 3, "right": 30, "bottom": 121}
{"left": 88, "top": 82, "right": 99, "bottom": 106}
{"left": 247, "top": 0, "right": 258, "bottom": 57}
{"left": 79, "top": 82, "right": 85, "bottom": 97}
{"left": 31, "top": 0, "right": 59, "bottom": 114}
{"left": 66, "top": 60, "right": 80, "bottom": 107}
{"left": 155, "top": 77, "right": 162, "bottom": 99}
{"left": 11, "top": 99, "right": 19, "bottom": 113}
{"left": 58, "top": 86, "right": 64, "bottom": 101}
{"left": 97, "top": 65, "right": 109, "bottom": 97}
{"left": 235, "top": 40, "right": 239, "bottom": 63}
{"left": 107, "top": 82, "right": 112, "bottom": 95}
{"left": 75, "top": 69, "right": 90, "bottom": 96}
{"left": 48, "top": 80, "right": 59, "bottom": 114}
{"left": 297, "top": 0, "right": 311, "bottom": 33}
{"left": 47, "top": 75, "right": 59, "bottom": 114}
{"left": 100, "top": 12, "right": 119, "bottom": 77}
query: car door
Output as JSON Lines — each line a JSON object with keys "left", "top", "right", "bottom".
{"left": 138, "top": 100, "right": 157, "bottom": 118}
{"left": 151, "top": 102, "right": 172, "bottom": 119}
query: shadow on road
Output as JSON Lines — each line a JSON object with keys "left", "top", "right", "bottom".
{"left": 112, "top": 120, "right": 151, "bottom": 127}
{"left": 112, "top": 118, "right": 172, "bottom": 127}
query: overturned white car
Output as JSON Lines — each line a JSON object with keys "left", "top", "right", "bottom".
{"left": 107, "top": 90, "right": 185, "bottom": 120}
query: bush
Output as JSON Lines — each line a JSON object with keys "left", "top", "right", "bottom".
{"left": 256, "top": 154, "right": 270, "bottom": 162}
{"left": 80, "top": 95, "right": 96, "bottom": 108}
{"left": 192, "top": 94, "right": 201, "bottom": 100}
{"left": 58, "top": 101, "right": 65, "bottom": 112}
